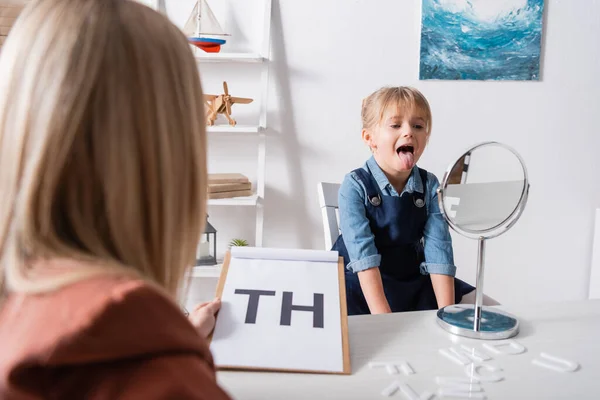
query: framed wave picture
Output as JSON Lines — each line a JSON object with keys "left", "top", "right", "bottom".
{"left": 419, "top": 0, "right": 545, "bottom": 81}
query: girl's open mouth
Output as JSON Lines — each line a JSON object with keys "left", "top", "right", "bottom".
{"left": 396, "top": 145, "right": 415, "bottom": 169}
{"left": 396, "top": 145, "right": 414, "bottom": 155}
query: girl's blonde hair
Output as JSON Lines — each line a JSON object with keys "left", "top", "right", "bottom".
{"left": 361, "top": 86, "right": 433, "bottom": 134}
{"left": 0, "top": 0, "right": 206, "bottom": 299}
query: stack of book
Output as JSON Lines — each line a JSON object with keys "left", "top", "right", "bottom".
{"left": 208, "top": 173, "right": 253, "bottom": 199}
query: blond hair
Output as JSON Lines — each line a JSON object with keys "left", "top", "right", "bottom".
{"left": 361, "top": 86, "right": 433, "bottom": 134}
{"left": 0, "top": 0, "right": 206, "bottom": 299}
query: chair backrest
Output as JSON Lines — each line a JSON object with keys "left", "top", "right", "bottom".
{"left": 317, "top": 182, "right": 341, "bottom": 250}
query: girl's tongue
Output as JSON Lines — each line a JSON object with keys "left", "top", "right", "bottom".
{"left": 397, "top": 148, "right": 415, "bottom": 169}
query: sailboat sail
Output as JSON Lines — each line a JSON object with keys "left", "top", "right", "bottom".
{"left": 184, "top": 0, "right": 229, "bottom": 38}
{"left": 182, "top": 2, "right": 197, "bottom": 36}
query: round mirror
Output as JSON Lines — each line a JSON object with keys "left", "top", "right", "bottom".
{"left": 436, "top": 141, "right": 530, "bottom": 340}
{"left": 441, "top": 142, "right": 529, "bottom": 238}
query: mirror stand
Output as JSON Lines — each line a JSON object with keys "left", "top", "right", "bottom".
{"left": 437, "top": 237, "right": 519, "bottom": 340}
{"left": 436, "top": 141, "right": 529, "bottom": 340}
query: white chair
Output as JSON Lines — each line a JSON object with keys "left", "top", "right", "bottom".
{"left": 317, "top": 182, "right": 341, "bottom": 250}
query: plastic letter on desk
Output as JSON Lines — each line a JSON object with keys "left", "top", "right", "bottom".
{"left": 379, "top": 381, "right": 435, "bottom": 399}
{"left": 399, "top": 383, "right": 434, "bottom": 400}
{"left": 369, "top": 362, "right": 399, "bottom": 375}
{"left": 482, "top": 340, "right": 526, "bottom": 355}
{"left": 369, "top": 361, "right": 414, "bottom": 376}
{"left": 436, "top": 376, "right": 481, "bottom": 385}
{"left": 459, "top": 345, "right": 492, "bottom": 362}
{"left": 437, "top": 389, "right": 486, "bottom": 399}
{"left": 465, "top": 363, "right": 504, "bottom": 382}
{"left": 439, "top": 348, "right": 471, "bottom": 366}
{"left": 532, "top": 352, "right": 580, "bottom": 373}
{"left": 400, "top": 361, "right": 415, "bottom": 376}
{"left": 441, "top": 345, "right": 493, "bottom": 364}
{"left": 381, "top": 381, "right": 401, "bottom": 397}
{"left": 436, "top": 377, "right": 484, "bottom": 399}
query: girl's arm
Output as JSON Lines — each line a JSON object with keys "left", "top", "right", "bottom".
{"left": 338, "top": 173, "right": 391, "bottom": 314}
{"left": 358, "top": 268, "right": 391, "bottom": 314}
{"left": 430, "top": 274, "right": 454, "bottom": 308}
{"left": 422, "top": 172, "right": 458, "bottom": 309}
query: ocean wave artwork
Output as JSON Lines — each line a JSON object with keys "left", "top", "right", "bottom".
{"left": 419, "top": 0, "right": 545, "bottom": 81}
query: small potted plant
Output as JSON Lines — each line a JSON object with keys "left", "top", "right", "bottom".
{"left": 229, "top": 238, "right": 249, "bottom": 248}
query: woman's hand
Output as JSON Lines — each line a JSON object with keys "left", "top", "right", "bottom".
{"left": 189, "top": 298, "right": 221, "bottom": 338}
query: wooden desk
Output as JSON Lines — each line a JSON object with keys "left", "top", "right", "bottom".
{"left": 216, "top": 300, "right": 600, "bottom": 399}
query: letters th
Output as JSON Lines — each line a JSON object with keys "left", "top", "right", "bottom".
{"left": 234, "top": 289, "right": 324, "bottom": 328}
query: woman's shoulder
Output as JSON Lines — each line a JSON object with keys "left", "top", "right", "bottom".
{"left": 0, "top": 269, "right": 231, "bottom": 399}
{"left": 0, "top": 270, "right": 213, "bottom": 379}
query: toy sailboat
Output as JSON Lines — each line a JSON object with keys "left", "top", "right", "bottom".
{"left": 184, "top": 0, "right": 230, "bottom": 53}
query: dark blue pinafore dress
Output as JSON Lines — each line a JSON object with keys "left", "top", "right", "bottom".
{"left": 332, "top": 167, "right": 474, "bottom": 316}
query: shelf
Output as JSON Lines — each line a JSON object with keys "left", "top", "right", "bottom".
{"left": 196, "top": 0, "right": 271, "bottom": 248}
{"left": 208, "top": 194, "right": 259, "bottom": 207}
{"left": 191, "top": 264, "right": 222, "bottom": 278}
{"left": 195, "top": 52, "right": 265, "bottom": 63}
{"left": 207, "top": 125, "right": 263, "bottom": 133}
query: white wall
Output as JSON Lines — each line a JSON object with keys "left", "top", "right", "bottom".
{"left": 589, "top": 209, "right": 600, "bottom": 299}
{"left": 166, "top": 0, "right": 600, "bottom": 306}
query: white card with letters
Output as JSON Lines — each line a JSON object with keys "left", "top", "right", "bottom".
{"left": 209, "top": 247, "right": 351, "bottom": 374}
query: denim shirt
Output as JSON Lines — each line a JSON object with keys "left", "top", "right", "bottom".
{"left": 338, "top": 156, "right": 457, "bottom": 276}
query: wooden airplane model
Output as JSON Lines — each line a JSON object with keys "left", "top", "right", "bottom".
{"left": 204, "top": 81, "right": 253, "bottom": 126}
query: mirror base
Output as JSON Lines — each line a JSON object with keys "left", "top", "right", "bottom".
{"left": 436, "top": 304, "right": 519, "bottom": 340}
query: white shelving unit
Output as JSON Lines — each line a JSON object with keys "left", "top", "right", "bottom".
{"left": 207, "top": 194, "right": 259, "bottom": 207}
{"left": 191, "top": 264, "right": 222, "bottom": 278}
{"left": 196, "top": 52, "right": 265, "bottom": 63}
{"left": 206, "top": 125, "right": 263, "bottom": 133}
{"left": 197, "top": 0, "right": 272, "bottom": 253}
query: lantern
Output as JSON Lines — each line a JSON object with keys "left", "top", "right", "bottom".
{"left": 196, "top": 215, "right": 217, "bottom": 266}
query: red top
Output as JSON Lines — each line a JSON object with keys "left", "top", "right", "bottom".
{"left": 0, "top": 268, "right": 232, "bottom": 399}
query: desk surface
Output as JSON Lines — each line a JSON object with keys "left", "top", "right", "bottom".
{"left": 216, "top": 299, "right": 600, "bottom": 399}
